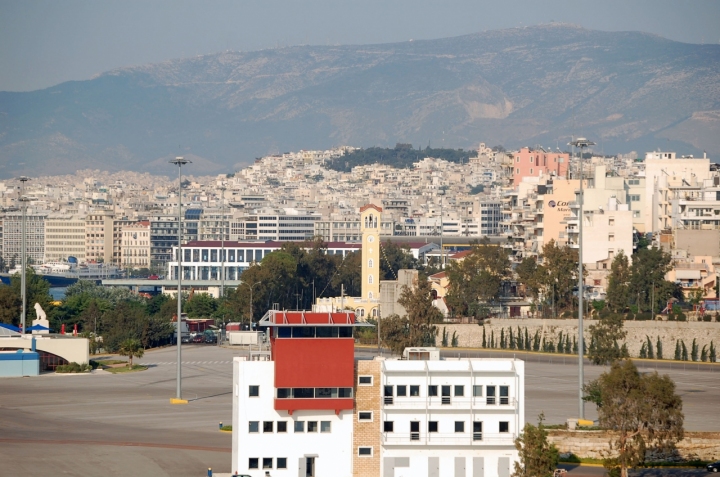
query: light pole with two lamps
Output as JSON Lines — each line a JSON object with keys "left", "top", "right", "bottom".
{"left": 170, "top": 156, "right": 190, "bottom": 404}
{"left": 18, "top": 176, "right": 30, "bottom": 335}
{"left": 568, "top": 137, "right": 595, "bottom": 420}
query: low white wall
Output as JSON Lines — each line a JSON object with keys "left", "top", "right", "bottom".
{"left": 0, "top": 336, "right": 89, "bottom": 364}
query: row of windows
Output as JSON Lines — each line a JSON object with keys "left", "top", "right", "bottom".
{"left": 248, "top": 457, "right": 287, "bottom": 470}
{"left": 380, "top": 383, "right": 510, "bottom": 403}
{"left": 275, "top": 326, "right": 354, "bottom": 339}
{"left": 249, "top": 420, "right": 332, "bottom": 434}
{"left": 380, "top": 420, "right": 508, "bottom": 434}
{"left": 276, "top": 387, "right": 353, "bottom": 399}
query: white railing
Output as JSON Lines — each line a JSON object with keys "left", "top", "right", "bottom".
{"left": 381, "top": 432, "right": 516, "bottom": 446}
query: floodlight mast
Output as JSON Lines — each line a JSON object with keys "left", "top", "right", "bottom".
{"left": 18, "top": 176, "right": 30, "bottom": 335}
{"left": 568, "top": 137, "right": 595, "bottom": 420}
{"left": 170, "top": 156, "right": 190, "bottom": 401}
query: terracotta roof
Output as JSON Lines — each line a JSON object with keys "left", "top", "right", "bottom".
{"left": 429, "top": 271, "right": 447, "bottom": 279}
{"left": 360, "top": 204, "right": 383, "bottom": 213}
{"left": 450, "top": 250, "right": 473, "bottom": 259}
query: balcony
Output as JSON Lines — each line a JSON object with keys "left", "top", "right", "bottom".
{"left": 382, "top": 397, "right": 517, "bottom": 410}
{"left": 381, "top": 432, "right": 516, "bottom": 446}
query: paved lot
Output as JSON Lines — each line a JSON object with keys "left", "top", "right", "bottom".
{"left": 1, "top": 345, "right": 718, "bottom": 476}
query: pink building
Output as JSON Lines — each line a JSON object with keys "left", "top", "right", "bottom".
{"left": 512, "top": 147, "right": 569, "bottom": 185}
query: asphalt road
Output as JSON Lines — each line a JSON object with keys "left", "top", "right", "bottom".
{"left": 1, "top": 345, "right": 717, "bottom": 476}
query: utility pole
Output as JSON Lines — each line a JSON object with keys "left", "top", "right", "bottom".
{"left": 170, "top": 156, "right": 190, "bottom": 403}
{"left": 219, "top": 186, "right": 226, "bottom": 299}
{"left": 19, "top": 176, "right": 30, "bottom": 335}
{"left": 569, "top": 137, "right": 595, "bottom": 420}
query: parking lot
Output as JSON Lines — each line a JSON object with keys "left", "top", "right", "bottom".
{"left": 1, "top": 345, "right": 718, "bottom": 476}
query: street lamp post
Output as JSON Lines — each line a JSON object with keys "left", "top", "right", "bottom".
{"left": 170, "top": 156, "right": 190, "bottom": 402}
{"left": 219, "top": 186, "right": 226, "bottom": 299}
{"left": 18, "top": 176, "right": 30, "bottom": 335}
{"left": 244, "top": 280, "right": 262, "bottom": 327}
{"left": 569, "top": 137, "right": 595, "bottom": 420}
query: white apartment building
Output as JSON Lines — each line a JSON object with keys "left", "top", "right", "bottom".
{"left": 121, "top": 221, "right": 151, "bottom": 269}
{"left": 643, "top": 151, "right": 711, "bottom": 232}
{"left": 2, "top": 211, "right": 47, "bottom": 265}
{"left": 44, "top": 213, "right": 86, "bottom": 263}
{"left": 314, "top": 219, "right": 394, "bottom": 242}
{"left": 230, "top": 209, "right": 321, "bottom": 242}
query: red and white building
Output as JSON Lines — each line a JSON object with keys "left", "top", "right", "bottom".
{"left": 231, "top": 311, "right": 524, "bottom": 477}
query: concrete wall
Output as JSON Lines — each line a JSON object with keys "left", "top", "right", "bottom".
{"left": 548, "top": 430, "right": 720, "bottom": 461}
{"left": 442, "top": 319, "right": 720, "bottom": 359}
{"left": 0, "top": 335, "right": 89, "bottom": 365}
{"left": 676, "top": 229, "right": 720, "bottom": 258}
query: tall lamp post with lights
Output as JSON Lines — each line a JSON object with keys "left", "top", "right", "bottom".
{"left": 219, "top": 186, "right": 226, "bottom": 299}
{"left": 568, "top": 137, "right": 595, "bottom": 420}
{"left": 170, "top": 156, "right": 190, "bottom": 404}
{"left": 18, "top": 176, "right": 30, "bottom": 334}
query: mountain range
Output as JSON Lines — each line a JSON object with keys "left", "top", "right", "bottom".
{"left": 1, "top": 23, "right": 719, "bottom": 179}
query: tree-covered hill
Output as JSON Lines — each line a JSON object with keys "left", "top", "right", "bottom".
{"left": 327, "top": 144, "right": 476, "bottom": 172}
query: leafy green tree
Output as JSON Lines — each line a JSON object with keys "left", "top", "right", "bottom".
{"left": 0, "top": 285, "right": 21, "bottom": 325}
{"left": 379, "top": 279, "right": 441, "bottom": 354}
{"left": 100, "top": 302, "right": 148, "bottom": 352}
{"left": 588, "top": 313, "right": 627, "bottom": 365}
{"left": 379, "top": 241, "right": 419, "bottom": 281}
{"left": 118, "top": 338, "right": 145, "bottom": 367}
{"left": 585, "top": 360, "right": 684, "bottom": 477}
{"left": 629, "top": 247, "right": 675, "bottom": 313}
{"left": 511, "top": 413, "right": 559, "bottom": 477}
{"left": 7, "top": 268, "right": 53, "bottom": 323}
{"left": 535, "top": 240, "right": 579, "bottom": 313}
{"left": 445, "top": 238, "right": 510, "bottom": 318}
{"left": 184, "top": 293, "right": 217, "bottom": 318}
{"left": 515, "top": 256, "right": 543, "bottom": 302}
{"left": 605, "top": 251, "right": 631, "bottom": 313}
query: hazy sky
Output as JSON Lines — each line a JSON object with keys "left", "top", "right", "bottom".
{"left": 2, "top": 0, "right": 719, "bottom": 92}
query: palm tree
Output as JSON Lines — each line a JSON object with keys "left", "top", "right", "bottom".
{"left": 118, "top": 338, "right": 144, "bottom": 367}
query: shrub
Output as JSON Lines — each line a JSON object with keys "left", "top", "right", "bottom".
{"left": 636, "top": 312, "right": 652, "bottom": 321}
{"left": 677, "top": 313, "right": 687, "bottom": 322}
{"left": 624, "top": 312, "right": 635, "bottom": 321}
{"left": 56, "top": 362, "right": 92, "bottom": 373}
{"left": 703, "top": 314, "right": 712, "bottom": 322}
{"left": 716, "top": 313, "right": 720, "bottom": 323}
{"left": 667, "top": 314, "right": 676, "bottom": 321}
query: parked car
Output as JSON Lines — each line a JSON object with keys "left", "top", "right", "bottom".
{"left": 708, "top": 461, "right": 720, "bottom": 472}
{"left": 204, "top": 333, "right": 217, "bottom": 344}
{"left": 192, "top": 334, "right": 204, "bottom": 343}
{"left": 181, "top": 335, "right": 192, "bottom": 344}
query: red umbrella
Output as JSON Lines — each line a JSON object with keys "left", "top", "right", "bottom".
{"left": 61, "top": 323, "right": 65, "bottom": 335}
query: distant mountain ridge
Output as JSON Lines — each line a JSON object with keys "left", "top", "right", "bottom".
{"left": 1, "top": 24, "right": 719, "bottom": 178}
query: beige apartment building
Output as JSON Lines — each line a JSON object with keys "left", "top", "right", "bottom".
{"left": 44, "top": 213, "right": 86, "bottom": 262}
{"left": 121, "top": 221, "right": 151, "bottom": 269}
{"left": 85, "top": 209, "right": 129, "bottom": 265}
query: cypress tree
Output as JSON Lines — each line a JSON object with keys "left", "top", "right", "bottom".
{"left": 621, "top": 343, "right": 629, "bottom": 358}
{"left": 573, "top": 336, "right": 578, "bottom": 354}
{"left": 639, "top": 342, "right": 647, "bottom": 359}
{"left": 525, "top": 328, "right": 531, "bottom": 351}
{"left": 565, "top": 336, "right": 572, "bottom": 354}
{"left": 509, "top": 328, "right": 515, "bottom": 350}
{"left": 710, "top": 341, "right": 716, "bottom": 363}
{"left": 491, "top": 330, "right": 495, "bottom": 349}
{"left": 646, "top": 336, "right": 654, "bottom": 359}
{"left": 701, "top": 345, "right": 708, "bottom": 362}
{"left": 500, "top": 328, "right": 506, "bottom": 349}
{"left": 517, "top": 327, "right": 523, "bottom": 350}
{"left": 681, "top": 341, "right": 688, "bottom": 361}
{"left": 691, "top": 338, "right": 698, "bottom": 362}
{"left": 482, "top": 326, "right": 487, "bottom": 348}
{"left": 674, "top": 340, "right": 681, "bottom": 360}
{"left": 656, "top": 337, "right": 663, "bottom": 360}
